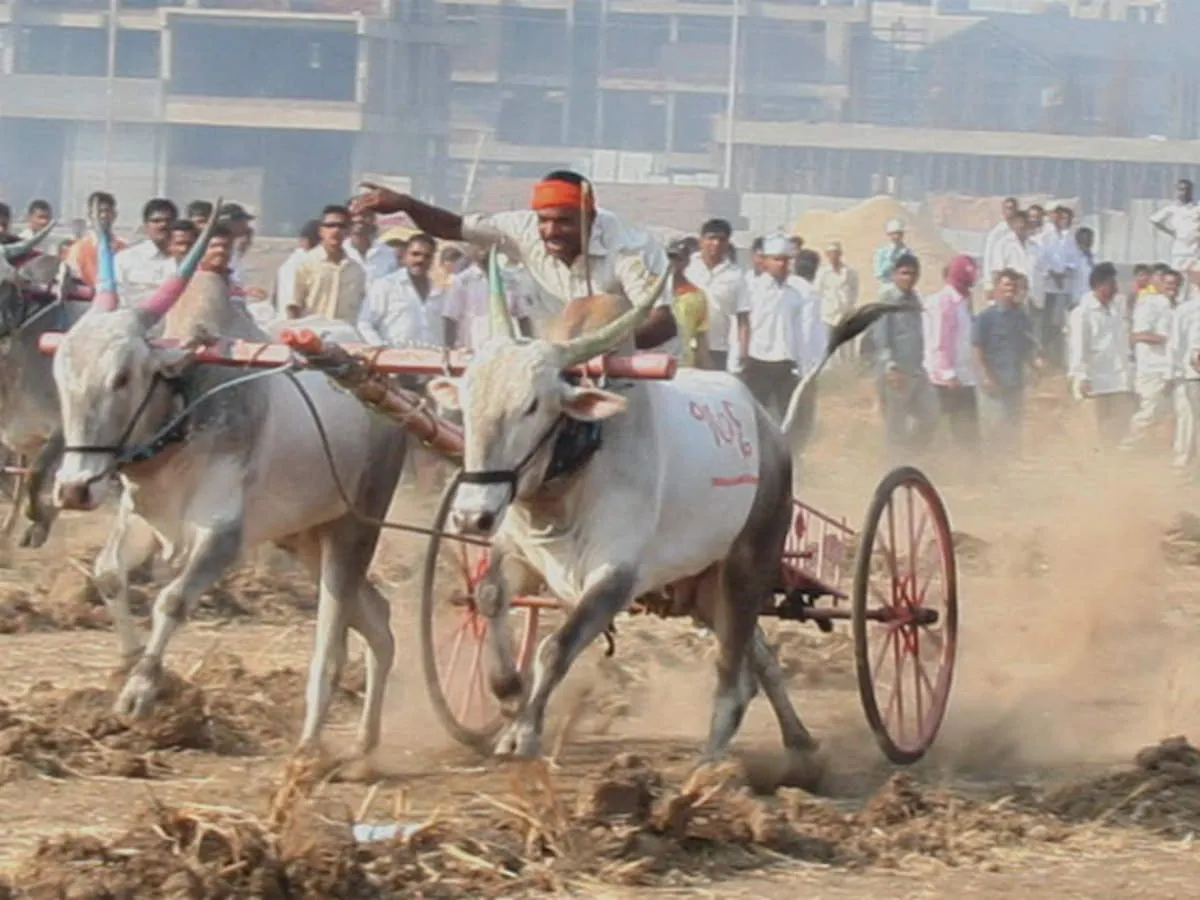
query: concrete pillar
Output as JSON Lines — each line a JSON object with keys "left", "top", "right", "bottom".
{"left": 665, "top": 92, "right": 676, "bottom": 153}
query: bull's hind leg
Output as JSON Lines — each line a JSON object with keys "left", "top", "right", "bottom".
{"left": 748, "top": 626, "right": 816, "bottom": 752}
{"left": 116, "top": 516, "right": 242, "bottom": 718}
{"left": 702, "top": 561, "right": 761, "bottom": 761}
{"left": 494, "top": 564, "right": 636, "bottom": 759}
{"left": 297, "top": 521, "right": 395, "bottom": 756}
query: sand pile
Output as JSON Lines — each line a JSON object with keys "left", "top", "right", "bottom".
{"left": 0, "top": 652, "right": 362, "bottom": 782}
{"left": 791, "top": 195, "right": 956, "bottom": 295}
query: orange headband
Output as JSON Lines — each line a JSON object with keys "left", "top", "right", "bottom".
{"left": 531, "top": 179, "right": 594, "bottom": 212}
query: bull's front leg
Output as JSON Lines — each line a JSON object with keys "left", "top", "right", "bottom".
{"left": 20, "top": 430, "right": 65, "bottom": 549}
{"left": 94, "top": 493, "right": 158, "bottom": 666}
{"left": 494, "top": 564, "right": 636, "bottom": 759}
{"left": 479, "top": 543, "right": 539, "bottom": 716}
{"left": 115, "top": 517, "right": 242, "bottom": 718}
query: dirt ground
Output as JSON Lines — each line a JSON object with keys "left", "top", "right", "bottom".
{"left": 2, "top": 368, "right": 1200, "bottom": 898}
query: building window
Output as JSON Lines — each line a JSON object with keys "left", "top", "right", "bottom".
{"left": 115, "top": 30, "right": 161, "bottom": 79}
{"left": 14, "top": 26, "right": 107, "bottom": 77}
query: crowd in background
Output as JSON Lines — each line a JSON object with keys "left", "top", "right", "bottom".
{"left": 3, "top": 178, "right": 1200, "bottom": 474}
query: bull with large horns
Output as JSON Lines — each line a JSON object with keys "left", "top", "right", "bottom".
{"left": 48, "top": 203, "right": 410, "bottom": 759}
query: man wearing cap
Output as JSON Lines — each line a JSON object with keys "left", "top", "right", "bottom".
{"left": 349, "top": 170, "right": 677, "bottom": 351}
{"left": 684, "top": 218, "right": 749, "bottom": 372}
{"left": 216, "top": 202, "right": 263, "bottom": 299}
{"left": 872, "top": 219, "right": 911, "bottom": 293}
{"left": 815, "top": 240, "right": 859, "bottom": 367}
{"left": 740, "top": 234, "right": 815, "bottom": 422}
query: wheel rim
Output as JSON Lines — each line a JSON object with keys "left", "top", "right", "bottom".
{"left": 427, "top": 533, "right": 540, "bottom": 738}
{"left": 863, "top": 475, "right": 956, "bottom": 757}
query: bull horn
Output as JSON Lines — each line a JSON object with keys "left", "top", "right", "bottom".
{"left": 1, "top": 220, "right": 57, "bottom": 262}
{"left": 554, "top": 260, "right": 669, "bottom": 368}
{"left": 488, "top": 248, "right": 516, "bottom": 339}
{"left": 137, "top": 195, "right": 222, "bottom": 322}
{"left": 93, "top": 213, "right": 119, "bottom": 312}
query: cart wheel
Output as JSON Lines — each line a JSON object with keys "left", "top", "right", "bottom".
{"left": 851, "top": 466, "right": 957, "bottom": 765}
{"left": 420, "top": 473, "right": 542, "bottom": 753}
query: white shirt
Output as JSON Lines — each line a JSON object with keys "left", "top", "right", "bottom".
{"left": 1065, "top": 244, "right": 1094, "bottom": 301}
{"left": 1068, "top": 292, "right": 1132, "bottom": 395}
{"left": 988, "top": 231, "right": 1031, "bottom": 286}
{"left": 981, "top": 220, "right": 1012, "bottom": 288}
{"left": 1039, "top": 226, "right": 1076, "bottom": 295}
{"left": 441, "top": 263, "right": 531, "bottom": 353}
{"left": 1171, "top": 295, "right": 1200, "bottom": 381}
{"left": 683, "top": 254, "right": 750, "bottom": 352}
{"left": 356, "top": 267, "right": 445, "bottom": 348}
{"left": 1131, "top": 292, "right": 1175, "bottom": 380}
{"left": 1149, "top": 202, "right": 1200, "bottom": 266}
{"left": 814, "top": 262, "right": 859, "bottom": 325}
{"left": 744, "top": 274, "right": 824, "bottom": 369}
{"left": 344, "top": 238, "right": 399, "bottom": 284}
{"left": 460, "top": 207, "right": 671, "bottom": 348}
{"left": 273, "top": 246, "right": 309, "bottom": 316}
{"left": 114, "top": 239, "right": 176, "bottom": 308}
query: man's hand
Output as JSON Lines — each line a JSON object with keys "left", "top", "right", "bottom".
{"left": 245, "top": 286, "right": 268, "bottom": 301}
{"left": 350, "top": 182, "right": 409, "bottom": 217}
{"left": 945, "top": 375, "right": 962, "bottom": 389}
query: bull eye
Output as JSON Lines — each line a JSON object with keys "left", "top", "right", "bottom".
{"left": 525, "top": 398, "right": 539, "bottom": 417}
{"left": 111, "top": 370, "right": 130, "bottom": 391}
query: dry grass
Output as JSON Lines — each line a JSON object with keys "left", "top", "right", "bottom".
{"left": 2, "top": 737, "right": 1198, "bottom": 898}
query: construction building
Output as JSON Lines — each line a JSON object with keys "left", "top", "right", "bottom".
{"left": 0, "top": 0, "right": 450, "bottom": 234}
{"left": 441, "top": 0, "right": 871, "bottom": 211}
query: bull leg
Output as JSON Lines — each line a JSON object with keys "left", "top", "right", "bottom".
{"left": 347, "top": 579, "right": 395, "bottom": 756}
{"left": 115, "top": 518, "right": 242, "bottom": 718}
{"left": 94, "top": 497, "right": 158, "bottom": 664}
{"left": 20, "top": 431, "right": 65, "bottom": 549}
{"left": 494, "top": 564, "right": 636, "bottom": 759}
{"left": 701, "top": 560, "right": 761, "bottom": 762}
{"left": 480, "top": 544, "right": 540, "bottom": 715}
{"left": 748, "top": 626, "right": 816, "bottom": 752}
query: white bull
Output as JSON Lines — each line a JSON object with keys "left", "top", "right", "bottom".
{"left": 50, "top": 214, "right": 409, "bottom": 757}
{"left": 427, "top": 253, "right": 888, "bottom": 760}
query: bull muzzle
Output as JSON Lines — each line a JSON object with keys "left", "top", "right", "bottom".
{"left": 449, "top": 507, "right": 499, "bottom": 537}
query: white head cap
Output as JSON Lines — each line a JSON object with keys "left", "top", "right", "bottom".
{"left": 886, "top": 218, "right": 906, "bottom": 235}
{"left": 761, "top": 233, "right": 793, "bottom": 257}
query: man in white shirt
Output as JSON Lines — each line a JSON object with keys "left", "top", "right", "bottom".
{"left": 442, "top": 246, "right": 534, "bottom": 352}
{"left": 986, "top": 209, "right": 1033, "bottom": 298}
{"left": 1149, "top": 179, "right": 1199, "bottom": 272}
{"left": 1170, "top": 273, "right": 1200, "bottom": 472}
{"left": 740, "top": 235, "right": 822, "bottom": 424}
{"left": 981, "top": 197, "right": 1020, "bottom": 294}
{"left": 344, "top": 208, "right": 399, "bottom": 285}
{"left": 349, "top": 170, "right": 676, "bottom": 352}
{"left": 357, "top": 234, "right": 446, "bottom": 347}
{"left": 114, "top": 198, "right": 179, "bottom": 308}
{"left": 1124, "top": 267, "right": 1182, "bottom": 450}
{"left": 815, "top": 239, "right": 859, "bottom": 368}
{"left": 1068, "top": 262, "right": 1134, "bottom": 445}
{"left": 271, "top": 220, "right": 320, "bottom": 319}
{"left": 684, "top": 218, "right": 750, "bottom": 372}
{"left": 17, "top": 199, "right": 53, "bottom": 240}
{"left": 1065, "top": 227, "right": 1095, "bottom": 305}
{"left": 1040, "top": 206, "right": 1076, "bottom": 369}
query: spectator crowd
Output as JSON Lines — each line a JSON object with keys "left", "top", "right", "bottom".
{"left": 3, "top": 176, "right": 1199, "bottom": 475}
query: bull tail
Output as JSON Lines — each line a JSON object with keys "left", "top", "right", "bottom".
{"left": 779, "top": 302, "right": 902, "bottom": 438}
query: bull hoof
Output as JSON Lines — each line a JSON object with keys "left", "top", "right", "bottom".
{"left": 494, "top": 722, "right": 541, "bottom": 759}
{"left": 113, "top": 671, "right": 161, "bottom": 719}
{"left": 18, "top": 522, "right": 49, "bottom": 549}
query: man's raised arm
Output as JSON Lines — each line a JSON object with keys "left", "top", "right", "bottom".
{"left": 350, "top": 184, "right": 464, "bottom": 241}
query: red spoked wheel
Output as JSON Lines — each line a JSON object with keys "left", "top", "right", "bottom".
{"left": 851, "top": 466, "right": 958, "bottom": 765}
{"left": 420, "top": 473, "right": 547, "bottom": 753}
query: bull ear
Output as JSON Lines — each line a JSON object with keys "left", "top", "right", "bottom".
{"left": 154, "top": 346, "right": 196, "bottom": 380}
{"left": 427, "top": 376, "right": 462, "bottom": 411}
{"left": 562, "top": 385, "right": 627, "bottom": 422}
